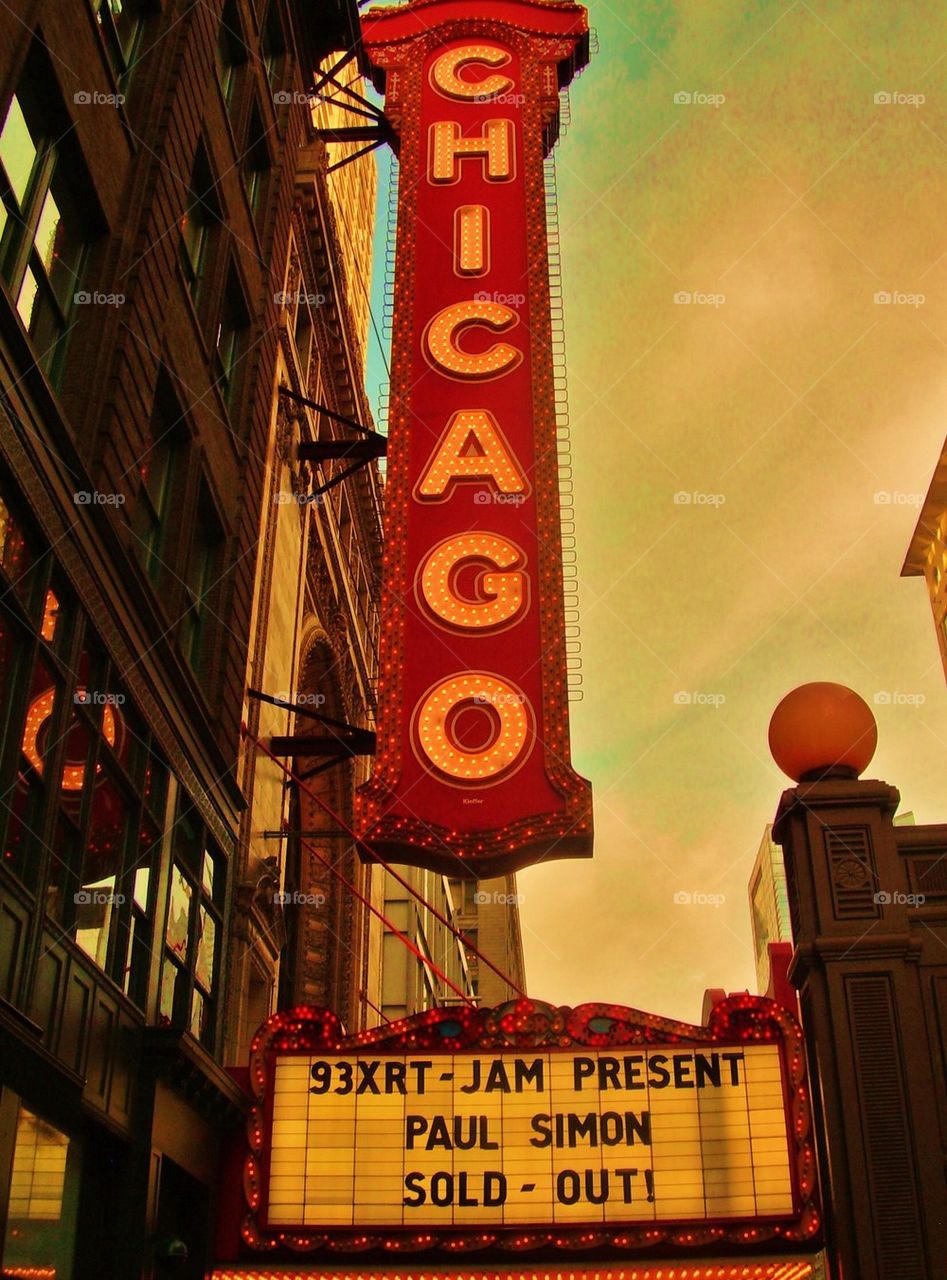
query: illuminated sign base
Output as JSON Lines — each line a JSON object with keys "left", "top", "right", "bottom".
{"left": 237, "top": 998, "right": 821, "bottom": 1259}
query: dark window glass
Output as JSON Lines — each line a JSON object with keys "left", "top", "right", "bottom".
{"left": 142, "top": 750, "right": 168, "bottom": 819}
{"left": 95, "top": 0, "right": 146, "bottom": 79}
{"left": 262, "top": 2, "right": 286, "bottom": 90}
{"left": 0, "top": 492, "right": 45, "bottom": 620}
{"left": 5, "top": 650, "right": 62, "bottom": 888}
{"left": 179, "top": 146, "right": 220, "bottom": 304}
{"left": 132, "top": 395, "right": 184, "bottom": 582}
{"left": 217, "top": 0, "right": 246, "bottom": 108}
{"left": 244, "top": 105, "right": 270, "bottom": 215}
{"left": 46, "top": 807, "right": 79, "bottom": 924}
{"left": 215, "top": 269, "right": 249, "bottom": 409}
{"left": 39, "top": 587, "right": 62, "bottom": 644}
{"left": 293, "top": 287, "right": 314, "bottom": 384}
{"left": 180, "top": 497, "right": 222, "bottom": 671}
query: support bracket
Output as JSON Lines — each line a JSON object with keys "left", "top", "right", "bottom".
{"left": 277, "top": 386, "right": 386, "bottom": 493}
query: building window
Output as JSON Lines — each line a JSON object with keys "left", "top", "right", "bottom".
{"left": 217, "top": 0, "right": 246, "bottom": 110}
{"left": 159, "top": 803, "right": 225, "bottom": 1048}
{"left": 293, "top": 287, "right": 314, "bottom": 385}
{"left": 215, "top": 267, "right": 249, "bottom": 409}
{"left": 0, "top": 488, "right": 169, "bottom": 1001}
{"left": 0, "top": 1104, "right": 80, "bottom": 1280}
{"left": 262, "top": 1, "right": 286, "bottom": 91}
{"left": 131, "top": 391, "right": 185, "bottom": 583}
{"left": 95, "top": 0, "right": 147, "bottom": 81}
{"left": 180, "top": 492, "right": 222, "bottom": 672}
{"left": 244, "top": 104, "right": 271, "bottom": 217}
{"left": 131, "top": 374, "right": 230, "bottom": 674}
{"left": 0, "top": 86, "right": 88, "bottom": 378}
{"left": 180, "top": 145, "right": 220, "bottom": 306}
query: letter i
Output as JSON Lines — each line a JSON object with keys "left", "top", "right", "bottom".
{"left": 455, "top": 205, "right": 489, "bottom": 277}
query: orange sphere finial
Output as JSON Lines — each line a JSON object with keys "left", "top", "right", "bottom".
{"left": 769, "top": 682, "right": 877, "bottom": 782}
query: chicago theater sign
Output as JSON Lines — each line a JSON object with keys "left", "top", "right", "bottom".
{"left": 355, "top": 0, "right": 594, "bottom": 875}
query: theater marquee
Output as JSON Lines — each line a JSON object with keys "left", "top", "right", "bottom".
{"left": 268, "top": 1044, "right": 792, "bottom": 1228}
{"left": 355, "top": 0, "right": 593, "bottom": 875}
{"left": 237, "top": 999, "right": 821, "bottom": 1257}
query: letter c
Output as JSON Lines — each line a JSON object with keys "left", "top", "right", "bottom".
{"left": 430, "top": 46, "right": 514, "bottom": 101}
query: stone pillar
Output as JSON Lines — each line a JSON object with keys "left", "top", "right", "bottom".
{"left": 773, "top": 749, "right": 947, "bottom": 1276}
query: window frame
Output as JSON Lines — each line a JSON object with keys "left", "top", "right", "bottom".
{"left": 158, "top": 804, "right": 225, "bottom": 1050}
{"left": 179, "top": 482, "right": 224, "bottom": 675}
{"left": 0, "top": 89, "right": 88, "bottom": 380}
{"left": 214, "top": 261, "right": 250, "bottom": 415}
{"left": 0, "top": 487, "right": 170, "bottom": 1003}
{"left": 243, "top": 101, "right": 272, "bottom": 219}
{"left": 179, "top": 143, "right": 222, "bottom": 312}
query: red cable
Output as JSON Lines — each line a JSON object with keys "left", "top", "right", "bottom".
{"left": 248, "top": 727, "right": 527, "bottom": 999}
{"left": 359, "top": 989, "right": 390, "bottom": 1024}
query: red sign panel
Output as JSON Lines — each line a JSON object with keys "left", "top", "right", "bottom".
{"left": 355, "top": 0, "right": 594, "bottom": 875}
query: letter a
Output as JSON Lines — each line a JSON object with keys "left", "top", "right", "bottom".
{"left": 414, "top": 410, "right": 528, "bottom": 501}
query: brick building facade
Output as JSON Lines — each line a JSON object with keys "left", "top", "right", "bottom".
{"left": 0, "top": 2, "right": 378, "bottom": 1277}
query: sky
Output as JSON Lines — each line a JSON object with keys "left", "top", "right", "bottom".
{"left": 364, "top": 0, "right": 947, "bottom": 1023}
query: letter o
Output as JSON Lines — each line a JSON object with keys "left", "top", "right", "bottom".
{"left": 430, "top": 1172, "right": 453, "bottom": 1206}
{"left": 413, "top": 673, "right": 530, "bottom": 784}
{"left": 556, "top": 1170, "right": 581, "bottom": 1206}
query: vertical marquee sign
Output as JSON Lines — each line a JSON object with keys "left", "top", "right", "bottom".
{"left": 355, "top": 0, "right": 594, "bottom": 875}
